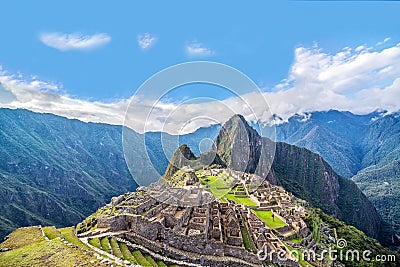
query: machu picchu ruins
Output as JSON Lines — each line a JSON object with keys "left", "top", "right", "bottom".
{"left": 76, "top": 167, "right": 318, "bottom": 267}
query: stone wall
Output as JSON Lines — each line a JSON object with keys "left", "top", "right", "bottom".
{"left": 131, "top": 215, "right": 162, "bottom": 241}
{"left": 223, "top": 245, "right": 262, "bottom": 265}
{"left": 226, "top": 236, "right": 243, "bottom": 247}
{"left": 102, "top": 211, "right": 301, "bottom": 266}
{"left": 133, "top": 198, "right": 157, "bottom": 214}
{"left": 143, "top": 203, "right": 167, "bottom": 219}
{"left": 122, "top": 232, "right": 262, "bottom": 267}
{"left": 97, "top": 215, "right": 130, "bottom": 231}
{"left": 276, "top": 225, "right": 292, "bottom": 233}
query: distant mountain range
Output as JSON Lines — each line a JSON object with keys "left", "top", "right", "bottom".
{"left": 0, "top": 109, "right": 136, "bottom": 240}
{"left": 0, "top": 108, "right": 397, "bottom": 248}
{"left": 273, "top": 110, "right": 400, "bottom": 245}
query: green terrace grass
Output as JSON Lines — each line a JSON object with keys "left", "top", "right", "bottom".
{"left": 240, "top": 222, "right": 254, "bottom": 252}
{"left": 144, "top": 254, "right": 159, "bottom": 267}
{"left": 0, "top": 238, "right": 104, "bottom": 267}
{"left": 157, "top": 261, "right": 168, "bottom": 267}
{"left": 290, "top": 237, "right": 303, "bottom": 244}
{"left": 226, "top": 193, "right": 257, "bottom": 206}
{"left": 119, "top": 242, "right": 136, "bottom": 263}
{"left": 241, "top": 215, "right": 259, "bottom": 254}
{"left": 89, "top": 237, "right": 101, "bottom": 249}
{"left": 132, "top": 250, "right": 152, "bottom": 267}
{"left": 59, "top": 227, "right": 91, "bottom": 251}
{"left": 100, "top": 236, "right": 111, "bottom": 253}
{"left": 234, "top": 185, "right": 245, "bottom": 191}
{"left": 199, "top": 175, "right": 231, "bottom": 199}
{"left": 110, "top": 237, "right": 123, "bottom": 258}
{"left": 199, "top": 175, "right": 258, "bottom": 206}
{"left": 0, "top": 226, "right": 44, "bottom": 250}
{"left": 0, "top": 226, "right": 104, "bottom": 267}
{"left": 42, "top": 226, "right": 61, "bottom": 240}
{"left": 252, "top": 210, "right": 287, "bottom": 229}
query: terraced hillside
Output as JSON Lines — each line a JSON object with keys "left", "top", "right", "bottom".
{"left": 0, "top": 226, "right": 110, "bottom": 266}
{"left": 0, "top": 225, "right": 181, "bottom": 267}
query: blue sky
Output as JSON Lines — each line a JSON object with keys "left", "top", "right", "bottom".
{"left": 0, "top": 0, "right": 398, "bottom": 99}
{"left": 1, "top": 0, "right": 400, "bottom": 133}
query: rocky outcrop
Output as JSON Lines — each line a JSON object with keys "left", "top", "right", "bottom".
{"left": 163, "top": 144, "right": 197, "bottom": 180}
{"left": 163, "top": 144, "right": 226, "bottom": 180}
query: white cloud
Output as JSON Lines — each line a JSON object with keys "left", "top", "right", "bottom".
{"left": 2, "top": 41, "right": 400, "bottom": 134}
{"left": 263, "top": 42, "right": 400, "bottom": 121}
{"left": 39, "top": 32, "right": 111, "bottom": 51}
{"left": 0, "top": 70, "right": 127, "bottom": 125}
{"left": 137, "top": 33, "right": 157, "bottom": 50}
{"left": 185, "top": 41, "right": 215, "bottom": 57}
{"left": 377, "top": 37, "right": 391, "bottom": 46}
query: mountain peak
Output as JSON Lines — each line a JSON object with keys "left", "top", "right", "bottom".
{"left": 163, "top": 144, "right": 197, "bottom": 180}
{"left": 223, "top": 114, "right": 249, "bottom": 128}
{"left": 215, "top": 114, "right": 263, "bottom": 173}
{"left": 176, "top": 144, "right": 196, "bottom": 160}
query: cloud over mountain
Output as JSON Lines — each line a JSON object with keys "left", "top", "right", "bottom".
{"left": 1, "top": 41, "right": 400, "bottom": 134}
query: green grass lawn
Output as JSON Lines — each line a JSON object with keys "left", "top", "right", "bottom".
{"left": 239, "top": 217, "right": 258, "bottom": 253}
{"left": 290, "top": 237, "right": 303, "bottom": 244}
{"left": 88, "top": 237, "right": 101, "bottom": 249}
{"left": 240, "top": 224, "right": 253, "bottom": 252}
{"left": 0, "top": 238, "right": 105, "bottom": 267}
{"left": 199, "top": 175, "right": 231, "bottom": 198}
{"left": 144, "top": 254, "right": 159, "bottom": 267}
{"left": 199, "top": 175, "right": 258, "bottom": 206}
{"left": 0, "top": 226, "right": 105, "bottom": 266}
{"left": 109, "top": 237, "right": 123, "bottom": 258}
{"left": 226, "top": 194, "right": 257, "bottom": 206}
{"left": 132, "top": 250, "right": 152, "bottom": 267}
{"left": 118, "top": 242, "right": 136, "bottom": 263}
{"left": 59, "top": 227, "right": 91, "bottom": 251}
{"left": 100, "top": 237, "right": 111, "bottom": 253}
{"left": 157, "top": 261, "right": 168, "bottom": 267}
{"left": 0, "top": 226, "right": 44, "bottom": 250}
{"left": 42, "top": 226, "right": 61, "bottom": 240}
{"left": 252, "top": 210, "right": 287, "bottom": 229}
